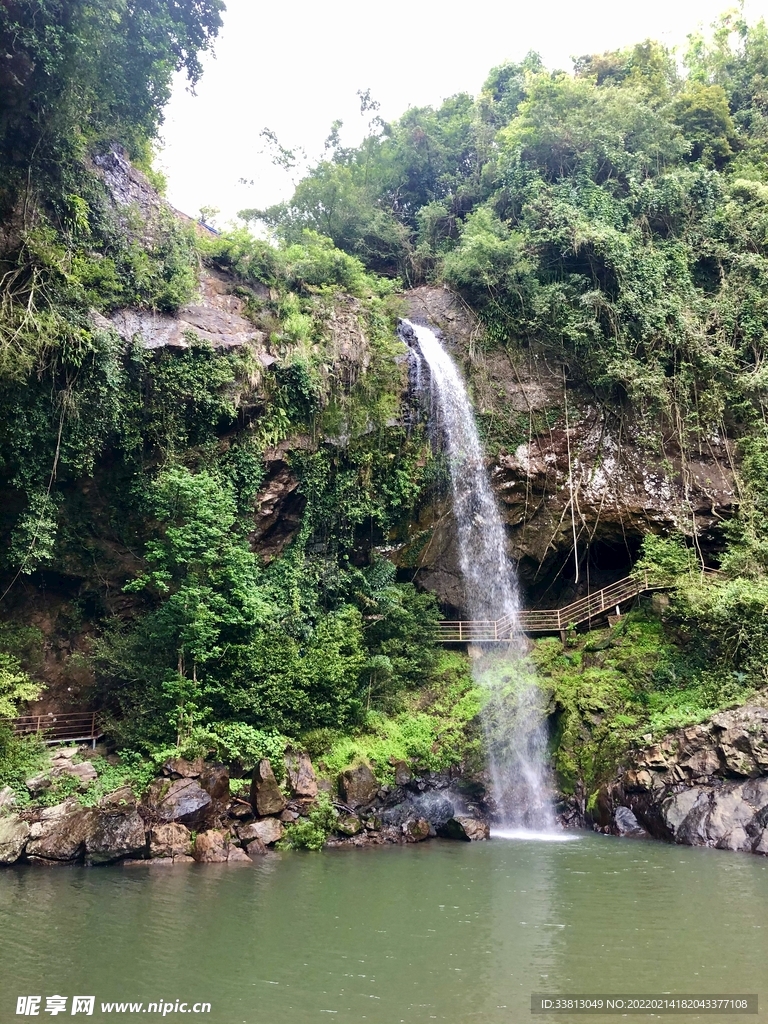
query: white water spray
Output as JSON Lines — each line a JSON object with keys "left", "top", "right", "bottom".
{"left": 403, "top": 319, "right": 554, "bottom": 831}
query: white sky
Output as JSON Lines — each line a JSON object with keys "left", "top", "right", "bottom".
{"left": 158, "top": 0, "right": 768, "bottom": 226}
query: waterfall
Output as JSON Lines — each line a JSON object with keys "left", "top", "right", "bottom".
{"left": 402, "top": 319, "right": 554, "bottom": 831}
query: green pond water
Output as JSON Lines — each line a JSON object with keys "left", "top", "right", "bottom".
{"left": 0, "top": 833, "right": 766, "bottom": 1024}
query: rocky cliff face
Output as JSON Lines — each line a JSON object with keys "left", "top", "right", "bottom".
{"left": 400, "top": 287, "right": 737, "bottom": 614}
{"left": 587, "top": 704, "right": 768, "bottom": 856}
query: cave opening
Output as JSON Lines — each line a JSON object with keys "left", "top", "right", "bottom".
{"left": 520, "top": 532, "right": 643, "bottom": 611}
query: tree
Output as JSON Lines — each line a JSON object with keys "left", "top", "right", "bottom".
{"left": 0, "top": 0, "right": 224, "bottom": 214}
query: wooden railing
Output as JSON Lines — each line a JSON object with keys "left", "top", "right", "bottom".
{"left": 1, "top": 711, "right": 104, "bottom": 747}
{"left": 437, "top": 569, "right": 719, "bottom": 642}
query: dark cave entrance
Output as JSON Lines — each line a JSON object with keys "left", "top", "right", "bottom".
{"left": 519, "top": 532, "right": 643, "bottom": 610}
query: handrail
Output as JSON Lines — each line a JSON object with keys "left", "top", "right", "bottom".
{"left": 0, "top": 711, "right": 104, "bottom": 747}
{"left": 437, "top": 569, "right": 719, "bottom": 642}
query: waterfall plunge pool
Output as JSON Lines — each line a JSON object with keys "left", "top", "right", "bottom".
{"left": 1, "top": 834, "right": 766, "bottom": 1024}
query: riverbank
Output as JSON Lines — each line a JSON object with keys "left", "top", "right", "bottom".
{"left": 3, "top": 691, "right": 768, "bottom": 867}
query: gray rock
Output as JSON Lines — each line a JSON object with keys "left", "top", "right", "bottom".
{"left": 338, "top": 763, "right": 378, "bottom": 809}
{"left": 250, "top": 760, "right": 286, "bottom": 816}
{"left": 145, "top": 777, "right": 214, "bottom": 829}
{"left": 66, "top": 761, "right": 99, "bottom": 786}
{"left": 25, "top": 772, "right": 52, "bottom": 797}
{"left": 0, "top": 815, "right": 30, "bottom": 864}
{"left": 614, "top": 806, "right": 647, "bottom": 837}
{"left": 26, "top": 809, "right": 97, "bottom": 861}
{"left": 86, "top": 811, "right": 147, "bottom": 865}
{"left": 382, "top": 797, "right": 454, "bottom": 830}
{"left": 0, "top": 785, "right": 16, "bottom": 810}
{"left": 238, "top": 817, "right": 283, "bottom": 846}
{"left": 38, "top": 798, "right": 79, "bottom": 820}
{"left": 661, "top": 788, "right": 705, "bottom": 835}
{"left": 438, "top": 816, "right": 490, "bottom": 841}
{"left": 285, "top": 751, "right": 318, "bottom": 799}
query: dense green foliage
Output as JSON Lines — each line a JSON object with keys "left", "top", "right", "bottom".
{"left": 539, "top": 607, "right": 755, "bottom": 796}
{"left": 0, "top": 0, "right": 223, "bottom": 212}
{"left": 260, "top": 14, "right": 768, "bottom": 464}
{"left": 3, "top": 4, "right": 768, "bottom": 814}
{"left": 0, "top": 0, "right": 451, "bottom": 767}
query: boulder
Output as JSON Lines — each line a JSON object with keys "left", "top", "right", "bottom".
{"left": 240, "top": 834, "right": 268, "bottom": 856}
{"left": 393, "top": 760, "right": 412, "bottom": 787}
{"left": 86, "top": 811, "right": 147, "bottom": 865}
{"left": 149, "top": 823, "right": 193, "bottom": 860}
{"left": 336, "top": 813, "right": 362, "bottom": 836}
{"left": 438, "top": 816, "right": 490, "bottom": 842}
{"left": 238, "top": 817, "right": 283, "bottom": 846}
{"left": 227, "top": 799, "right": 254, "bottom": 820}
{"left": 338, "top": 763, "right": 378, "bottom": 809}
{"left": 48, "top": 750, "right": 98, "bottom": 788}
{"left": 145, "top": 777, "right": 214, "bottom": 829}
{"left": 250, "top": 760, "right": 286, "bottom": 816}
{"left": 162, "top": 757, "right": 204, "bottom": 778}
{"left": 402, "top": 818, "right": 430, "bottom": 842}
{"left": 0, "top": 785, "right": 16, "bottom": 810}
{"left": 285, "top": 751, "right": 318, "bottom": 799}
{"left": 39, "top": 798, "right": 79, "bottom": 820}
{"left": 613, "top": 806, "right": 647, "bottom": 838}
{"left": 0, "top": 815, "right": 30, "bottom": 864}
{"left": 99, "top": 786, "right": 137, "bottom": 812}
{"left": 227, "top": 844, "right": 252, "bottom": 863}
{"left": 65, "top": 761, "right": 98, "bottom": 787}
{"left": 26, "top": 808, "right": 97, "bottom": 862}
{"left": 382, "top": 797, "right": 454, "bottom": 831}
{"left": 199, "top": 764, "right": 230, "bottom": 803}
{"left": 193, "top": 830, "right": 228, "bottom": 863}
{"left": 25, "top": 773, "right": 52, "bottom": 797}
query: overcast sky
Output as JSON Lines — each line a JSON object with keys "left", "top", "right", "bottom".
{"left": 158, "top": 0, "right": 767, "bottom": 225}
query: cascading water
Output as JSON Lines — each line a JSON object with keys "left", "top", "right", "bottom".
{"left": 402, "top": 318, "right": 554, "bottom": 831}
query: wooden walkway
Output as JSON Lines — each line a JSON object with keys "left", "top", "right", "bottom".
{"left": 438, "top": 571, "right": 663, "bottom": 642}
{"left": 1, "top": 711, "right": 104, "bottom": 748}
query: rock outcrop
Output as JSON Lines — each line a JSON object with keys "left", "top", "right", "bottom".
{"left": 85, "top": 810, "right": 146, "bottom": 865}
{"left": 250, "top": 759, "right": 286, "bottom": 816}
{"left": 0, "top": 816, "right": 30, "bottom": 864}
{"left": 0, "top": 748, "right": 495, "bottom": 867}
{"left": 144, "top": 778, "right": 214, "bottom": 829}
{"left": 338, "top": 763, "right": 379, "bottom": 809}
{"left": 590, "top": 705, "right": 768, "bottom": 856}
{"left": 437, "top": 816, "right": 490, "bottom": 842}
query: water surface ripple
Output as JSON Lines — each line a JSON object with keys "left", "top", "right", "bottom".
{"left": 1, "top": 836, "right": 766, "bottom": 1024}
